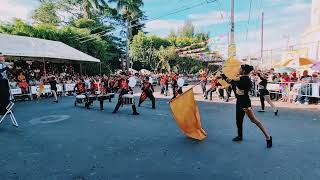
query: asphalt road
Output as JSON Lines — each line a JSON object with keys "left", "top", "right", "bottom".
{"left": 0, "top": 95, "right": 320, "bottom": 180}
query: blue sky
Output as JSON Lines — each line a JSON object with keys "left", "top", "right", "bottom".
{"left": 0, "top": 0, "right": 313, "bottom": 58}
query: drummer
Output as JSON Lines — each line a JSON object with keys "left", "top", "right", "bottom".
{"left": 112, "top": 72, "right": 139, "bottom": 115}
{"left": 74, "top": 78, "right": 92, "bottom": 109}
{"left": 74, "top": 78, "right": 86, "bottom": 94}
{"left": 138, "top": 76, "right": 156, "bottom": 109}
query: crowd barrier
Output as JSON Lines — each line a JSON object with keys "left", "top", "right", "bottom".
{"left": 253, "top": 82, "right": 320, "bottom": 103}
{"left": 10, "top": 83, "right": 77, "bottom": 100}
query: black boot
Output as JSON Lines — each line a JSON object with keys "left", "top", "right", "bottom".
{"left": 132, "top": 105, "right": 139, "bottom": 115}
{"left": 274, "top": 110, "right": 278, "bottom": 116}
{"left": 267, "top": 136, "right": 272, "bottom": 148}
{"left": 232, "top": 136, "right": 243, "bottom": 142}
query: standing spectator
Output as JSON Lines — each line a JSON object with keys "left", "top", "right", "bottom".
{"left": 280, "top": 73, "right": 290, "bottom": 102}
{"left": 296, "top": 70, "right": 312, "bottom": 105}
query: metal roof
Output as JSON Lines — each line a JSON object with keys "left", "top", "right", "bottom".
{"left": 0, "top": 33, "right": 100, "bottom": 63}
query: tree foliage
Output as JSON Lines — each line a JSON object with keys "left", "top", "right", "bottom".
{"left": 32, "top": 0, "right": 61, "bottom": 25}
{"left": 129, "top": 30, "right": 209, "bottom": 74}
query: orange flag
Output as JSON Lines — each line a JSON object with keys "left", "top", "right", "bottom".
{"left": 218, "top": 57, "right": 241, "bottom": 87}
{"left": 169, "top": 88, "right": 207, "bottom": 140}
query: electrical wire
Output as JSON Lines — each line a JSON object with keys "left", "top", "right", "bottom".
{"left": 79, "top": 0, "right": 218, "bottom": 42}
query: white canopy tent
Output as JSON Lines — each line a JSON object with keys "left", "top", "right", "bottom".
{"left": 0, "top": 33, "right": 100, "bottom": 63}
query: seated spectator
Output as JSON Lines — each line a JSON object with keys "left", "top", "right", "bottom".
{"left": 17, "top": 71, "right": 29, "bottom": 94}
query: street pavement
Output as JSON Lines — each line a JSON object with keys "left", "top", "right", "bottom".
{"left": 0, "top": 90, "right": 320, "bottom": 180}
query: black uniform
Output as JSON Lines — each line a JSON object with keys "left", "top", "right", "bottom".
{"left": 0, "top": 65, "right": 10, "bottom": 115}
{"left": 258, "top": 74, "right": 270, "bottom": 111}
{"left": 222, "top": 75, "right": 252, "bottom": 138}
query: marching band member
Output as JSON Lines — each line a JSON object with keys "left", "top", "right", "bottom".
{"left": 171, "top": 73, "right": 182, "bottom": 100}
{"left": 257, "top": 72, "right": 278, "bottom": 115}
{"left": 74, "top": 78, "right": 94, "bottom": 109}
{"left": 221, "top": 64, "right": 272, "bottom": 148}
{"left": 205, "top": 75, "right": 219, "bottom": 101}
{"left": 160, "top": 74, "right": 169, "bottom": 96}
{"left": 138, "top": 76, "right": 156, "bottom": 109}
{"left": 112, "top": 72, "right": 139, "bottom": 115}
{"left": 74, "top": 79, "right": 86, "bottom": 94}
{"left": 199, "top": 70, "right": 208, "bottom": 96}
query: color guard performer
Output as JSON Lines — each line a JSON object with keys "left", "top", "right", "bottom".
{"left": 138, "top": 76, "right": 156, "bottom": 109}
{"left": 257, "top": 72, "right": 278, "bottom": 115}
{"left": 112, "top": 73, "right": 139, "bottom": 115}
{"left": 221, "top": 64, "right": 272, "bottom": 148}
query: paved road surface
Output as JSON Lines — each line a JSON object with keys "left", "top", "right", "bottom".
{"left": 0, "top": 94, "right": 320, "bottom": 180}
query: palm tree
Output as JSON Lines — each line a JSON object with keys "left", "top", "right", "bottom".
{"left": 81, "top": 0, "right": 107, "bottom": 18}
{"left": 108, "top": 0, "right": 144, "bottom": 37}
{"left": 109, "top": 0, "right": 143, "bottom": 20}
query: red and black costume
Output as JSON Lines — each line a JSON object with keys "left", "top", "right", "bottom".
{"left": 74, "top": 81, "right": 86, "bottom": 94}
{"left": 171, "top": 74, "right": 182, "bottom": 100}
{"left": 74, "top": 80, "right": 94, "bottom": 109}
{"left": 138, "top": 79, "right": 155, "bottom": 109}
{"left": 205, "top": 79, "right": 219, "bottom": 100}
{"left": 112, "top": 78, "right": 139, "bottom": 115}
{"left": 199, "top": 72, "right": 207, "bottom": 95}
{"left": 160, "top": 75, "right": 169, "bottom": 96}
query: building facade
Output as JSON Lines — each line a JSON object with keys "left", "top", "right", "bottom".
{"left": 301, "top": 0, "right": 320, "bottom": 60}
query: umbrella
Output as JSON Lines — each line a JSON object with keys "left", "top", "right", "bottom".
{"left": 140, "top": 69, "right": 151, "bottom": 75}
{"left": 274, "top": 67, "right": 296, "bottom": 73}
{"left": 311, "top": 61, "right": 320, "bottom": 70}
{"left": 281, "top": 57, "right": 315, "bottom": 67}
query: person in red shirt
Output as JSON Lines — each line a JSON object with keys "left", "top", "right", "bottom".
{"left": 112, "top": 72, "right": 139, "bottom": 115}
{"left": 171, "top": 73, "right": 182, "bottom": 100}
{"left": 205, "top": 75, "right": 218, "bottom": 100}
{"left": 74, "top": 79, "right": 86, "bottom": 94}
{"left": 199, "top": 70, "right": 208, "bottom": 96}
{"left": 138, "top": 76, "right": 155, "bottom": 109}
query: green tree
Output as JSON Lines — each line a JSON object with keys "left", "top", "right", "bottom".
{"left": 109, "top": 0, "right": 145, "bottom": 37}
{"left": 178, "top": 19, "right": 194, "bottom": 38}
{"left": 32, "top": 0, "right": 61, "bottom": 25}
{"left": 58, "top": 0, "right": 108, "bottom": 19}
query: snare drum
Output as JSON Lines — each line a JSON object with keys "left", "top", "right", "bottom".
{"left": 98, "top": 93, "right": 115, "bottom": 101}
{"left": 76, "top": 94, "right": 86, "bottom": 103}
{"left": 88, "top": 95, "right": 97, "bottom": 102}
{"left": 122, "top": 94, "right": 134, "bottom": 105}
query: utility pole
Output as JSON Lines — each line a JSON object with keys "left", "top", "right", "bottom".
{"left": 228, "top": 0, "right": 236, "bottom": 58}
{"left": 126, "top": 21, "right": 131, "bottom": 74}
{"left": 260, "top": 12, "right": 264, "bottom": 65}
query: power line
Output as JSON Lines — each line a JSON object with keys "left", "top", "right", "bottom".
{"left": 79, "top": 0, "right": 218, "bottom": 42}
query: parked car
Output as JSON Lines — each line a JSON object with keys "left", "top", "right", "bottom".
{"left": 150, "top": 76, "right": 158, "bottom": 86}
{"left": 135, "top": 76, "right": 142, "bottom": 87}
{"left": 181, "top": 76, "right": 190, "bottom": 86}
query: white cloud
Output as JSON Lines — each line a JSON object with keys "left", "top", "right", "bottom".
{"left": 0, "top": 0, "right": 36, "bottom": 22}
{"left": 145, "top": 19, "right": 184, "bottom": 37}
